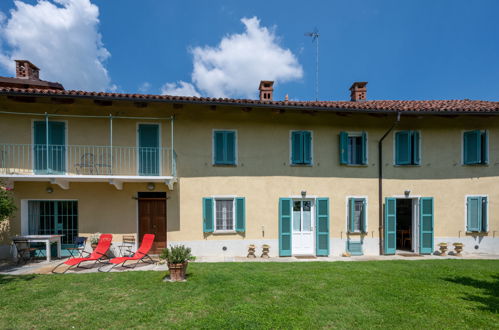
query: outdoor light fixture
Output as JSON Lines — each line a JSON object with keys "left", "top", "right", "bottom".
{"left": 46, "top": 187, "right": 53, "bottom": 193}
{"left": 147, "top": 183, "right": 155, "bottom": 191}
{"left": 301, "top": 191, "right": 307, "bottom": 198}
{"left": 404, "top": 190, "right": 411, "bottom": 198}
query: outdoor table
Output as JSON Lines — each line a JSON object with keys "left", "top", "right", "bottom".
{"left": 12, "top": 235, "right": 63, "bottom": 262}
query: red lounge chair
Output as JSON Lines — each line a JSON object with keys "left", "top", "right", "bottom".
{"left": 99, "top": 234, "right": 155, "bottom": 272}
{"left": 52, "top": 234, "right": 113, "bottom": 273}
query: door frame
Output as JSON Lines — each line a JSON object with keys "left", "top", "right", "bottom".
{"left": 291, "top": 198, "right": 316, "bottom": 256}
{"left": 387, "top": 196, "right": 422, "bottom": 254}
{"left": 135, "top": 194, "right": 167, "bottom": 251}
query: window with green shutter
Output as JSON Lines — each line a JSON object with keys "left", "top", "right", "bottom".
{"left": 395, "top": 130, "right": 420, "bottom": 165}
{"left": 463, "top": 130, "right": 488, "bottom": 165}
{"left": 339, "top": 132, "right": 367, "bottom": 165}
{"left": 466, "top": 196, "right": 488, "bottom": 232}
{"left": 291, "top": 131, "right": 312, "bottom": 165}
{"left": 213, "top": 130, "right": 237, "bottom": 165}
{"left": 348, "top": 197, "right": 366, "bottom": 233}
{"left": 203, "top": 197, "right": 245, "bottom": 233}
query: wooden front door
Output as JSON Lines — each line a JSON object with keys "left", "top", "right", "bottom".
{"left": 138, "top": 197, "right": 166, "bottom": 254}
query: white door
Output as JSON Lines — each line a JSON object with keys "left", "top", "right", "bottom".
{"left": 292, "top": 200, "right": 315, "bottom": 255}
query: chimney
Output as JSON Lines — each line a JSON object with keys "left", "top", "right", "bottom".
{"left": 349, "top": 81, "right": 367, "bottom": 101}
{"left": 15, "top": 60, "right": 40, "bottom": 80}
{"left": 259, "top": 80, "right": 274, "bottom": 101}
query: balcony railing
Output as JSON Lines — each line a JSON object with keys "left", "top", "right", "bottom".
{"left": 0, "top": 144, "right": 176, "bottom": 177}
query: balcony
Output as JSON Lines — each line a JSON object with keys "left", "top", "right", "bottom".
{"left": 0, "top": 144, "right": 177, "bottom": 189}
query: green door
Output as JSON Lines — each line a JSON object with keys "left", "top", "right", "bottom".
{"left": 419, "top": 197, "right": 434, "bottom": 254}
{"left": 138, "top": 124, "right": 160, "bottom": 176}
{"left": 384, "top": 197, "right": 397, "bottom": 255}
{"left": 279, "top": 198, "right": 292, "bottom": 256}
{"left": 34, "top": 121, "right": 66, "bottom": 174}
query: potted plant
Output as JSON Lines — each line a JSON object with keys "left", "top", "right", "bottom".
{"left": 89, "top": 233, "right": 101, "bottom": 250}
{"left": 0, "top": 181, "right": 16, "bottom": 223}
{"left": 438, "top": 242, "right": 448, "bottom": 256}
{"left": 160, "top": 244, "right": 194, "bottom": 281}
{"left": 453, "top": 242, "right": 464, "bottom": 256}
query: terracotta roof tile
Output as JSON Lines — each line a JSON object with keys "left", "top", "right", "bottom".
{"left": 1, "top": 86, "right": 499, "bottom": 114}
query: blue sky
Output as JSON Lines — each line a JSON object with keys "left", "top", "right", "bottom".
{"left": 0, "top": 0, "right": 498, "bottom": 101}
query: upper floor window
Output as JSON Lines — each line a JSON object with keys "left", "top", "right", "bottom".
{"left": 213, "top": 130, "right": 237, "bottom": 165}
{"left": 340, "top": 132, "right": 367, "bottom": 165}
{"left": 291, "top": 131, "right": 312, "bottom": 165}
{"left": 466, "top": 196, "right": 488, "bottom": 233}
{"left": 348, "top": 197, "right": 367, "bottom": 233}
{"left": 395, "top": 130, "right": 420, "bottom": 165}
{"left": 463, "top": 130, "right": 488, "bottom": 165}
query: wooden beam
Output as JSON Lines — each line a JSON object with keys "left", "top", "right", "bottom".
{"left": 173, "top": 103, "right": 183, "bottom": 109}
{"left": 209, "top": 105, "right": 217, "bottom": 111}
{"left": 50, "top": 97, "right": 74, "bottom": 104}
{"left": 94, "top": 99, "right": 113, "bottom": 106}
{"left": 134, "top": 102, "right": 148, "bottom": 108}
{"left": 7, "top": 95, "right": 36, "bottom": 103}
{"left": 241, "top": 107, "right": 252, "bottom": 112}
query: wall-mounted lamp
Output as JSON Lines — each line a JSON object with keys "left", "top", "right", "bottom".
{"left": 404, "top": 190, "right": 411, "bottom": 198}
{"left": 46, "top": 187, "right": 53, "bottom": 194}
{"left": 301, "top": 191, "right": 307, "bottom": 198}
{"left": 147, "top": 182, "right": 155, "bottom": 191}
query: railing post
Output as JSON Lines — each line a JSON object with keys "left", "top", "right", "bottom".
{"left": 171, "top": 115, "right": 175, "bottom": 177}
{"left": 45, "top": 112, "right": 49, "bottom": 174}
{"left": 109, "top": 114, "right": 113, "bottom": 174}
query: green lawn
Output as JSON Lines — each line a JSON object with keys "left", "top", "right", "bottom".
{"left": 0, "top": 260, "right": 497, "bottom": 329}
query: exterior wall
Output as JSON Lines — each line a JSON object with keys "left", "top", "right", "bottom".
{"left": 0, "top": 98, "right": 498, "bottom": 258}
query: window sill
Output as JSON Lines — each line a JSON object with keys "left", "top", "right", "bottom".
{"left": 342, "top": 164, "right": 369, "bottom": 167}
{"left": 212, "top": 164, "right": 237, "bottom": 167}
{"left": 347, "top": 232, "right": 367, "bottom": 236}
{"left": 465, "top": 231, "right": 488, "bottom": 236}
{"left": 290, "top": 163, "right": 313, "bottom": 167}
{"left": 462, "top": 163, "right": 489, "bottom": 167}
{"left": 213, "top": 230, "right": 238, "bottom": 235}
{"left": 393, "top": 164, "right": 422, "bottom": 167}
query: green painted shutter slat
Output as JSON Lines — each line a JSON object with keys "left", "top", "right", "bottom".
{"left": 213, "top": 131, "right": 225, "bottom": 164}
{"left": 202, "top": 198, "right": 214, "bottom": 233}
{"left": 481, "top": 131, "right": 488, "bottom": 164}
{"left": 291, "top": 132, "right": 303, "bottom": 164}
{"left": 316, "top": 197, "right": 330, "bottom": 256}
{"left": 279, "top": 198, "right": 292, "bottom": 256}
{"left": 138, "top": 124, "right": 159, "bottom": 175}
{"left": 361, "top": 199, "right": 367, "bottom": 233}
{"left": 395, "top": 131, "right": 411, "bottom": 165}
{"left": 361, "top": 132, "right": 368, "bottom": 165}
{"left": 384, "top": 197, "right": 397, "bottom": 255}
{"left": 467, "top": 196, "right": 481, "bottom": 232}
{"left": 303, "top": 131, "right": 312, "bottom": 164}
{"left": 419, "top": 197, "right": 434, "bottom": 254}
{"left": 463, "top": 130, "right": 481, "bottom": 165}
{"left": 225, "top": 131, "right": 236, "bottom": 164}
{"left": 348, "top": 198, "right": 355, "bottom": 232}
{"left": 235, "top": 197, "right": 245, "bottom": 232}
{"left": 481, "top": 197, "right": 488, "bottom": 232}
{"left": 339, "top": 131, "right": 348, "bottom": 165}
{"left": 412, "top": 131, "right": 420, "bottom": 165}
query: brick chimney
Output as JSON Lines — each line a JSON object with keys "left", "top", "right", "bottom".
{"left": 259, "top": 80, "right": 274, "bottom": 101}
{"left": 15, "top": 60, "right": 40, "bottom": 80}
{"left": 349, "top": 81, "right": 367, "bottom": 101}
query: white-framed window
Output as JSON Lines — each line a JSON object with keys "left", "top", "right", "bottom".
{"left": 462, "top": 130, "right": 488, "bottom": 165}
{"left": 290, "top": 130, "right": 313, "bottom": 165}
{"left": 212, "top": 129, "right": 237, "bottom": 165}
{"left": 339, "top": 131, "right": 367, "bottom": 165}
{"left": 215, "top": 198, "right": 235, "bottom": 231}
{"left": 346, "top": 196, "right": 367, "bottom": 233}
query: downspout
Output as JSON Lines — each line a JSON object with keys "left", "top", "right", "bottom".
{"left": 378, "top": 111, "right": 400, "bottom": 255}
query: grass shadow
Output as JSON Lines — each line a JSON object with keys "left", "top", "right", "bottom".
{"left": 443, "top": 274, "right": 499, "bottom": 313}
{"left": 0, "top": 274, "right": 36, "bottom": 285}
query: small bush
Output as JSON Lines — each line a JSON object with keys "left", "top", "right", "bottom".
{"left": 160, "top": 245, "right": 194, "bottom": 264}
{"left": 0, "top": 181, "right": 16, "bottom": 222}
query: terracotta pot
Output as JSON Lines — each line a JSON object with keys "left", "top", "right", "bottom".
{"left": 168, "top": 262, "right": 188, "bottom": 281}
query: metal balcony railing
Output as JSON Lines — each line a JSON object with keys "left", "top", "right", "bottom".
{"left": 0, "top": 144, "right": 176, "bottom": 177}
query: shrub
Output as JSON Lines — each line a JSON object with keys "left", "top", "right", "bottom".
{"left": 0, "top": 181, "right": 16, "bottom": 222}
{"left": 160, "top": 245, "right": 195, "bottom": 264}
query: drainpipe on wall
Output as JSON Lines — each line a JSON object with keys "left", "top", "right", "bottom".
{"left": 378, "top": 111, "right": 400, "bottom": 255}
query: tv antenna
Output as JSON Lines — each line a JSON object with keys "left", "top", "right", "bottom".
{"left": 305, "top": 27, "right": 320, "bottom": 101}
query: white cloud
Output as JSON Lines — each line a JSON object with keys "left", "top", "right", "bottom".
{"left": 161, "top": 81, "right": 200, "bottom": 97}
{"left": 138, "top": 82, "right": 151, "bottom": 93}
{"left": 0, "top": 0, "right": 112, "bottom": 91}
{"left": 162, "top": 17, "right": 302, "bottom": 98}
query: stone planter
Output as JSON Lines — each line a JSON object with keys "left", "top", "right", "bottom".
{"left": 247, "top": 244, "right": 256, "bottom": 258}
{"left": 168, "top": 262, "right": 188, "bottom": 281}
{"left": 438, "top": 242, "right": 448, "bottom": 256}
{"left": 453, "top": 242, "right": 464, "bottom": 256}
{"left": 261, "top": 244, "right": 270, "bottom": 258}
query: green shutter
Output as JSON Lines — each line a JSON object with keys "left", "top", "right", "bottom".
{"left": 279, "top": 198, "right": 292, "bottom": 256}
{"left": 361, "top": 132, "right": 368, "bottom": 165}
{"left": 202, "top": 197, "right": 214, "bottom": 233}
{"left": 384, "top": 197, "right": 397, "bottom": 255}
{"left": 419, "top": 197, "right": 434, "bottom": 254}
{"left": 481, "top": 131, "right": 488, "bottom": 164}
{"left": 395, "top": 131, "right": 411, "bottom": 165}
{"left": 33, "top": 121, "right": 47, "bottom": 173}
{"left": 138, "top": 124, "right": 159, "bottom": 176}
{"left": 316, "top": 197, "right": 330, "bottom": 256}
{"left": 481, "top": 197, "right": 488, "bottom": 232}
{"left": 48, "top": 122, "right": 66, "bottom": 174}
{"left": 303, "top": 131, "right": 312, "bottom": 164}
{"left": 348, "top": 198, "right": 355, "bottom": 232}
{"left": 339, "top": 131, "right": 348, "bottom": 165}
{"left": 225, "top": 131, "right": 236, "bottom": 165}
{"left": 463, "top": 130, "right": 481, "bottom": 165}
{"left": 214, "top": 131, "right": 225, "bottom": 164}
{"left": 412, "top": 131, "right": 420, "bottom": 165}
{"left": 361, "top": 199, "right": 367, "bottom": 233}
{"left": 235, "top": 197, "right": 245, "bottom": 232}
{"left": 291, "top": 131, "right": 303, "bottom": 164}
{"left": 467, "top": 196, "right": 481, "bottom": 232}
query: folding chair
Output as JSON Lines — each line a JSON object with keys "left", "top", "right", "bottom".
{"left": 66, "top": 237, "right": 89, "bottom": 258}
{"left": 99, "top": 234, "right": 155, "bottom": 272}
{"left": 13, "top": 239, "right": 36, "bottom": 265}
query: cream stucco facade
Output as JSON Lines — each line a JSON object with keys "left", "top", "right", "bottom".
{"left": 1, "top": 96, "right": 498, "bottom": 258}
